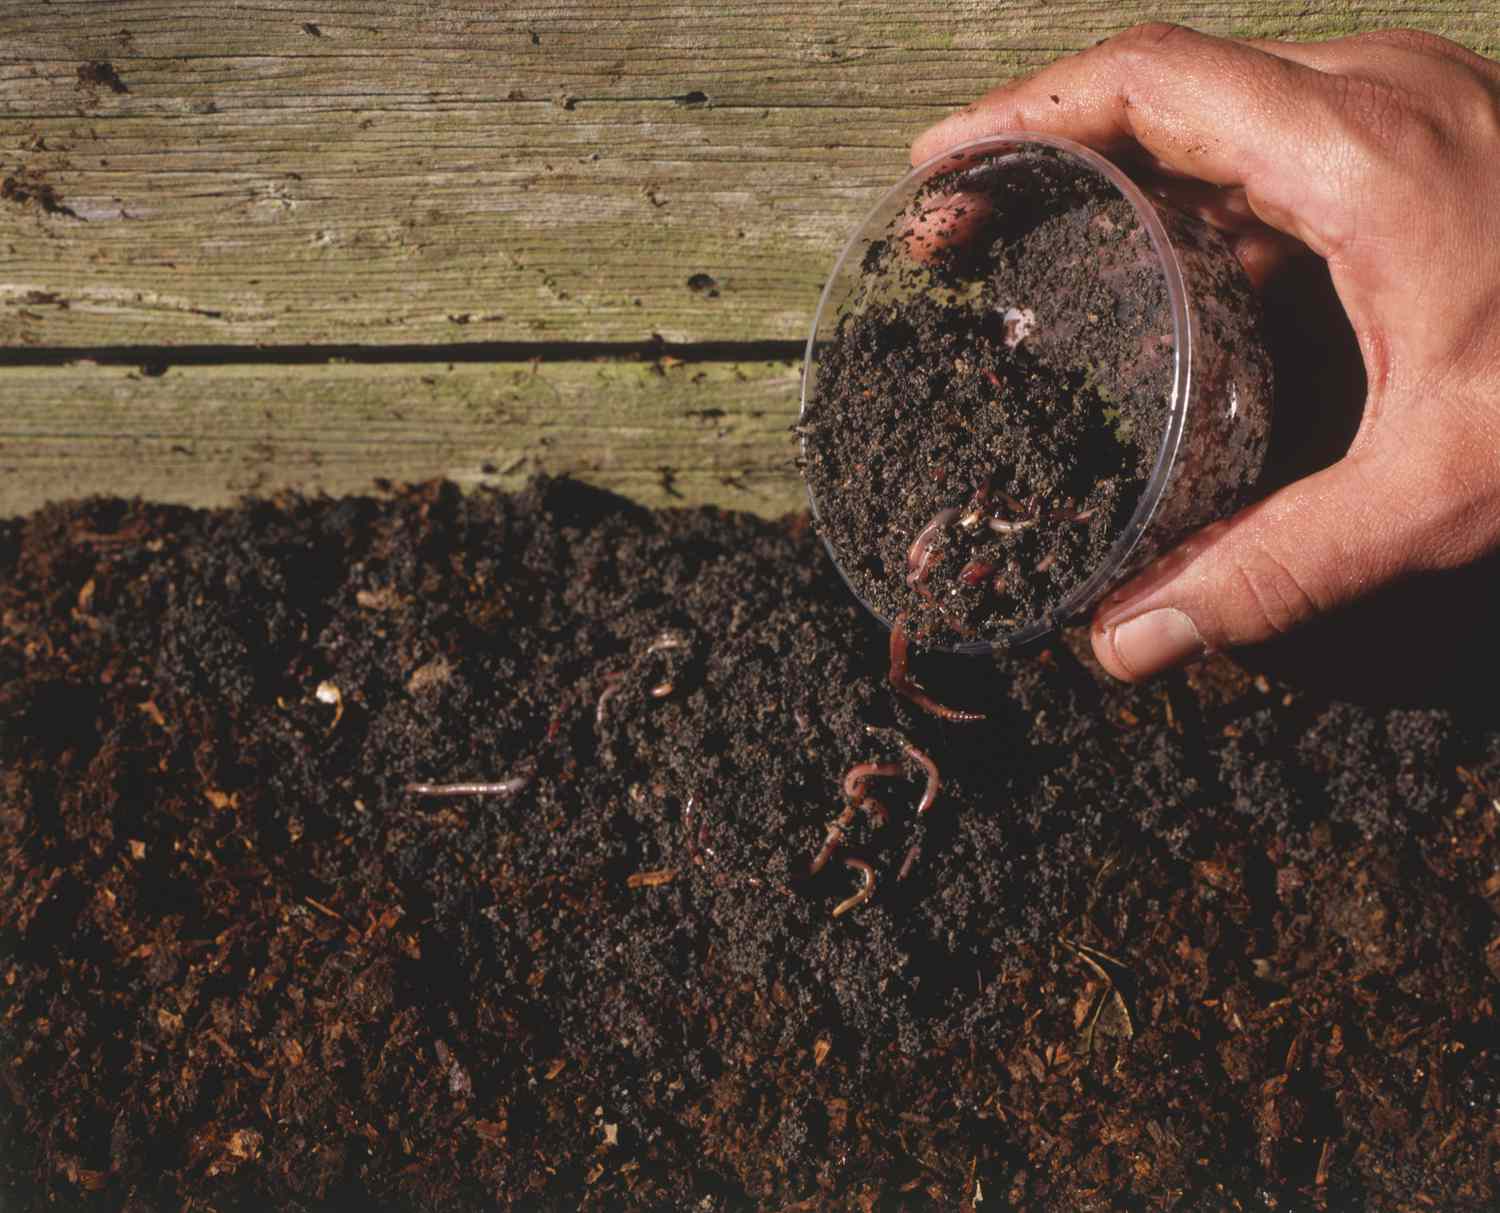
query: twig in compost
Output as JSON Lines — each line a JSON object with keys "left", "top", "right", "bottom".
{"left": 406, "top": 776, "right": 530, "bottom": 798}
{"left": 1058, "top": 936, "right": 1135, "bottom": 1053}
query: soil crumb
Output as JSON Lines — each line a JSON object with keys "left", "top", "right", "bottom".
{"left": 76, "top": 60, "right": 130, "bottom": 95}
{"left": 2, "top": 479, "right": 1497, "bottom": 1211}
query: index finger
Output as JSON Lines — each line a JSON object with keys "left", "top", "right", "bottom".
{"left": 910, "top": 24, "right": 1352, "bottom": 258}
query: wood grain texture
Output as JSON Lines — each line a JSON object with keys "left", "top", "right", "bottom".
{"left": 0, "top": 358, "right": 804, "bottom": 515}
{"left": 5, "top": 1, "right": 1493, "bottom": 348}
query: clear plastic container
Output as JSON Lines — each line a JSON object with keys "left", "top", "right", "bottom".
{"left": 800, "top": 133, "right": 1273, "bottom": 655}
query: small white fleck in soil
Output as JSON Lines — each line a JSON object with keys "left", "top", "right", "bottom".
{"left": 1001, "top": 305, "right": 1036, "bottom": 349}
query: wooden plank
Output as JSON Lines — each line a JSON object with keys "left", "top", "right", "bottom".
{"left": 4, "top": 1, "right": 1492, "bottom": 348}
{"left": 0, "top": 357, "right": 805, "bottom": 516}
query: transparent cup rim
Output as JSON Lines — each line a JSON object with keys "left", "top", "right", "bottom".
{"left": 798, "top": 132, "right": 1193, "bottom": 655}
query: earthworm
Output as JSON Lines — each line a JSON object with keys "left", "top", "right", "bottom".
{"left": 831, "top": 858, "right": 876, "bottom": 918}
{"left": 809, "top": 805, "right": 856, "bottom": 876}
{"left": 858, "top": 797, "right": 890, "bottom": 829}
{"left": 888, "top": 616, "right": 985, "bottom": 723}
{"left": 958, "top": 559, "right": 994, "bottom": 587}
{"left": 406, "top": 776, "right": 530, "bottom": 798}
{"left": 987, "top": 515, "right": 1037, "bottom": 535}
{"left": 958, "top": 479, "right": 992, "bottom": 531}
{"left": 646, "top": 631, "right": 688, "bottom": 654}
{"left": 899, "top": 741, "right": 940, "bottom": 815}
{"left": 898, "top": 844, "right": 920, "bottom": 881}
{"left": 843, "top": 761, "right": 901, "bottom": 803}
{"left": 595, "top": 671, "right": 624, "bottom": 726}
{"left": 905, "top": 508, "right": 959, "bottom": 603}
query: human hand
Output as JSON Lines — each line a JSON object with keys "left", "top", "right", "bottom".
{"left": 911, "top": 25, "right": 1500, "bottom": 681}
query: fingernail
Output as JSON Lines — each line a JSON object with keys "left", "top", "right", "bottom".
{"left": 1105, "top": 608, "right": 1206, "bottom": 678}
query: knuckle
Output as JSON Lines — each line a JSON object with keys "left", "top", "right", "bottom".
{"left": 1323, "top": 75, "right": 1449, "bottom": 205}
{"left": 1355, "top": 27, "right": 1462, "bottom": 59}
{"left": 1104, "top": 22, "right": 1193, "bottom": 60}
{"left": 1464, "top": 86, "right": 1500, "bottom": 145}
{"left": 1229, "top": 546, "right": 1322, "bottom": 638}
{"left": 1332, "top": 74, "right": 1412, "bottom": 146}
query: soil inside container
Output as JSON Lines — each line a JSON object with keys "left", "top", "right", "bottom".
{"left": 801, "top": 151, "right": 1173, "bottom": 648}
{"left": 2, "top": 479, "right": 1498, "bottom": 1211}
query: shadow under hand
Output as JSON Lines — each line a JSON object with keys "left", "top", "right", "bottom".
{"left": 1255, "top": 252, "right": 1367, "bottom": 495}
{"left": 1249, "top": 555, "right": 1500, "bottom": 708}
{"left": 1241, "top": 254, "right": 1498, "bottom": 705}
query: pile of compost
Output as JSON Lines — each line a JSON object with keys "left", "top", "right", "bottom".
{"left": 2, "top": 478, "right": 1497, "bottom": 1211}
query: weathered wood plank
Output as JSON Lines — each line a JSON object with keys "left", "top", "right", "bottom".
{"left": 4, "top": 1, "right": 1492, "bottom": 348}
{"left": 0, "top": 358, "right": 805, "bottom": 516}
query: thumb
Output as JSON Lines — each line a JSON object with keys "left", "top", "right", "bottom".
{"left": 1090, "top": 454, "right": 1406, "bottom": 680}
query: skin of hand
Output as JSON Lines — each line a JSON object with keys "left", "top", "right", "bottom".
{"left": 910, "top": 25, "right": 1500, "bottom": 681}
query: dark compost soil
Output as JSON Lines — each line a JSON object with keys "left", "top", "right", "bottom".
{"left": 2, "top": 478, "right": 1499, "bottom": 1211}
{"left": 801, "top": 153, "right": 1173, "bottom": 647}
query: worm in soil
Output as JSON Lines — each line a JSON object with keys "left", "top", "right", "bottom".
{"left": 899, "top": 741, "right": 940, "bottom": 815}
{"left": 898, "top": 844, "right": 921, "bottom": 882}
{"left": 809, "top": 805, "right": 857, "bottom": 876}
{"left": 832, "top": 858, "right": 876, "bottom": 918}
{"left": 842, "top": 760, "right": 901, "bottom": 828}
{"left": 905, "top": 508, "right": 959, "bottom": 604}
{"left": 406, "top": 776, "right": 530, "bottom": 798}
{"left": 958, "top": 559, "right": 995, "bottom": 586}
{"left": 958, "top": 478, "right": 992, "bottom": 531}
{"left": 888, "top": 615, "right": 985, "bottom": 723}
{"left": 987, "top": 515, "right": 1037, "bottom": 535}
{"left": 595, "top": 671, "right": 624, "bottom": 726}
